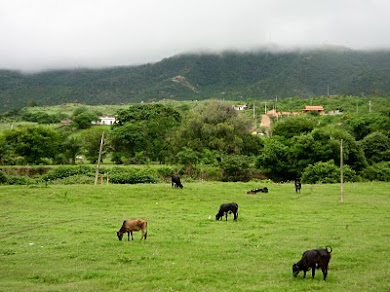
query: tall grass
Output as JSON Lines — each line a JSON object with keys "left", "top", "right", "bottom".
{"left": 0, "top": 182, "right": 389, "bottom": 291}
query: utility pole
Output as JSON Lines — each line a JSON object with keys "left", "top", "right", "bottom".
{"left": 327, "top": 84, "right": 330, "bottom": 96}
{"left": 356, "top": 101, "right": 359, "bottom": 113}
{"left": 253, "top": 103, "right": 257, "bottom": 129}
{"left": 340, "top": 139, "right": 344, "bottom": 203}
{"left": 369, "top": 100, "right": 372, "bottom": 113}
{"left": 275, "top": 95, "right": 278, "bottom": 121}
{"left": 264, "top": 102, "right": 267, "bottom": 114}
{"left": 94, "top": 132, "right": 105, "bottom": 185}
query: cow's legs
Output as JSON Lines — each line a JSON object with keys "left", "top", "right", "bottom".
{"left": 303, "top": 270, "right": 306, "bottom": 278}
{"left": 321, "top": 266, "right": 328, "bottom": 280}
{"left": 127, "top": 232, "right": 130, "bottom": 241}
{"left": 130, "top": 231, "right": 134, "bottom": 241}
{"left": 311, "top": 267, "right": 316, "bottom": 278}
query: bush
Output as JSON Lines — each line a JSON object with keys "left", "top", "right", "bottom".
{"left": 7, "top": 175, "right": 36, "bottom": 185}
{"left": 301, "top": 160, "right": 357, "bottom": 184}
{"left": 220, "top": 155, "right": 252, "bottom": 182}
{"left": 52, "top": 175, "right": 95, "bottom": 185}
{"left": 0, "top": 171, "right": 8, "bottom": 184}
{"left": 156, "top": 167, "right": 174, "bottom": 178}
{"left": 109, "top": 169, "right": 159, "bottom": 184}
{"left": 360, "top": 162, "right": 390, "bottom": 181}
{"left": 41, "top": 166, "right": 95, "bottom": 181}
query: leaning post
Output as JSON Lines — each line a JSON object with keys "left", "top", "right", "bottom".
{"left": 340, "top": 139, "right": 344, "bottom": 203}
{"left": 94, "top": 132, "right": 105, "bottom": 185}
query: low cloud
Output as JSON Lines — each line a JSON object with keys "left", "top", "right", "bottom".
{"left": 1, "top": 0, "right": 390, "bottom": 71}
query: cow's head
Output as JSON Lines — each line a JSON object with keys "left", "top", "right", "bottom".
{"left": 117, "top": 231, "right": 124, "bottom": 241}
{"left": 179, "top": 184, "right": 183, "bottom": 189}
{"left": 215, "top": 214, "right": 221, "bottom": 220}
{"left": 292, "top": 263, "right": 300, "bottom": 277}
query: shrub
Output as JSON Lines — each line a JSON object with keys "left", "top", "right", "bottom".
{"left": 0, "top": 171, "right": 8, "bottom": 184}
{"left": 41, "top": 166, "right": 94, "bottom": 181}
{"left": 360, "top": 162, "right": 390, "bottom": 181}
{"left": 156, "top": 167, "right": 174, "bottom": 178}
{"left": 109, "top": 169, "right": 159, "bottom": 184}
{"left": 301, "top": 160, "right": 357, "bottom": 184}
{"left": 52, "top": 175, "right": 95, "bottom": 185}
{"left": 7, "top": 175, "right": 36, "bottom": 185}
{"left": 220, "top": 155, "right": 252, "bottom": 182}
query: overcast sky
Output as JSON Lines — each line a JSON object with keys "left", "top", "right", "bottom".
{"left": 1, "top": 0, "right": 390, "bottom": 71}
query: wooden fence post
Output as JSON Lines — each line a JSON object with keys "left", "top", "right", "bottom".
{"left": 94, "top": 132, "right": 105, "bottom": 185}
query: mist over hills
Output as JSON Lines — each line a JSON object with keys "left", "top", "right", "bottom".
{"left": 1, "top": 48, "right": 390, "bottom": 112}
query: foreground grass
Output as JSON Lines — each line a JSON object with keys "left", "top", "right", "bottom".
{"left": 0, "top": 182, "right": 389, "bottom": 291}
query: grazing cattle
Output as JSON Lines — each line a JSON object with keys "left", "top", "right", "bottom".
{"left": 247, "top": 187, "right": 268, "bottom": 194}
{"left": 171, "top": 174, "right": 183, "bottom": 188}
{"left": 292, "top": 246, "right": 332, "bottom": 280}
{"left": 295, "top": 179, "right": 301, "bottom": 193}
{"left": 216, "top": 202, "right": 238, "bottom": 221}
{"left": 117, "top": 218, "right": 148, "bottom": 241}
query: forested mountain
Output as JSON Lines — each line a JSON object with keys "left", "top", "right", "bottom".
{"left": 1, "top": 48, "right": 390, "bottom": 112}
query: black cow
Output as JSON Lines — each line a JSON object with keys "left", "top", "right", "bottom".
{"left": 292, "top": 246, "right": 332, "bottom": 280}
{"left": 247, "top": 187, "right": 268, "bottom": 194}
{"left": 295, "top": 179, "right": 301, "bottom": 193}
{"left": 216, "top": 202, "right": 238, "bottom": 221}
{"left": 171, "top": 174, "right": 183, "bottom": 188}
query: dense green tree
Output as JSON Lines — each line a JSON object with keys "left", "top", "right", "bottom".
{"left": 111, "top": 104, "right": 181, "bottom": 164}
{"left": 272, "top": 115, "right": 316, "bottom": 138}
{"left": 342, "top": 112, "right": 390, "bottom": 140}
{"left": 109, "top": 123, "right": 146, "bottom": 164}
{"left": 80, "top": 127, "right": 106, "bottom": 163}
{"left": 115, "top": 104, "right": 181, "bottom": 125}
{"left": 360, "top": 162, "right": 390, "bottom": 181}
{"left": 2, "top": 126, "right": 60, "bottom": 164}
{"left": 301, "top": 126, "right": 367, "bottom": 171}
{"left": 359, "top": 131, "right": 390, "bottom": 164}
{"left": 22, "top": 111, "right": 62, "bottom": 124}
{"left": 0, "top": 135, "right": 15, "bottom": 165}
{"left": 256, "top": 137, "right": 290, "bottom": 180}
{"left": 301, "top": 160, "right": 357, "bottom": 183}
{"left": 176, "top": 147, "right": 200, "bottom": 168}
{"left": 62, "top": 135, "right": 84, "bottom": 164}
{"left": 73, "top": 111, "right": 99, "bottom": 129}
{"left": 220, "top": 155, "right": 252, "bottom": 182}
{"left": 169, "top": 100, "right": 258, "bottom": 159}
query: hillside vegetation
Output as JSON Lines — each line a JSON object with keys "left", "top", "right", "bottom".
{"left": 1, "top": 97, "right": 390, "bottom": 183}
{"left": 1, "top": 48, "right": 390, "bottom": 112}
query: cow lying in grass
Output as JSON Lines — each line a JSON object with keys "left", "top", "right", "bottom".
{"left": 292, "top": 246, "right": 332, "bottom": 280}
{"left": 247, "top": 187, "right": 268, "bottom": 194}
{"left": 117, "top": 218, "right": 148, "bottom": 241}
{"left": 216, "top": 202, "right": 238, "bottom": 221}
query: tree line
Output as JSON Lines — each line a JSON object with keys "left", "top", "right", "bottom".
{"left": 1, "top": 99, "right": 390, "bottom": 183}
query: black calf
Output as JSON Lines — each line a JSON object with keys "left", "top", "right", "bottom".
{"left": 295, "top": 179, "right": 301, "bottom": 193}
{"left": 171, "top": 174, "right": 183, "bottom": 188}
{"left": 292, "top": 246, "right": 332, "bottom": 280}
{"left": 216, "top": 202, "right": 238, "bottom": 221}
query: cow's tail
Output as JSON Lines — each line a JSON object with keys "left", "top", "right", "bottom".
{"left": 326, "top": 246, "right": 333, "bottom": 254}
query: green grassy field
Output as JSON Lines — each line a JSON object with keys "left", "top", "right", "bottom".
{"left": 0, "top": 182, "right": 389, "bottom": 291}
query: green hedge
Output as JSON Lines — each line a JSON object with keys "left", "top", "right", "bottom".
{"left": 109, "top": 169, "right": 159, "bottom": 184}
{"left": 301, "top": 160, "right": 358, "bottom": 184}
{"left": 360, "top": 162, "right": 390, "bottom": 182}
{"left": 41, "top": 166, "right": 95, "bottom": 181}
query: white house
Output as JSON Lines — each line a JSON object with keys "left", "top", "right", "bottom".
{"left": 92, "top": 115, "right": 116, "bottom": 125}
{"left": 234, "top": 104, "right": 248, "bottom": 111}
